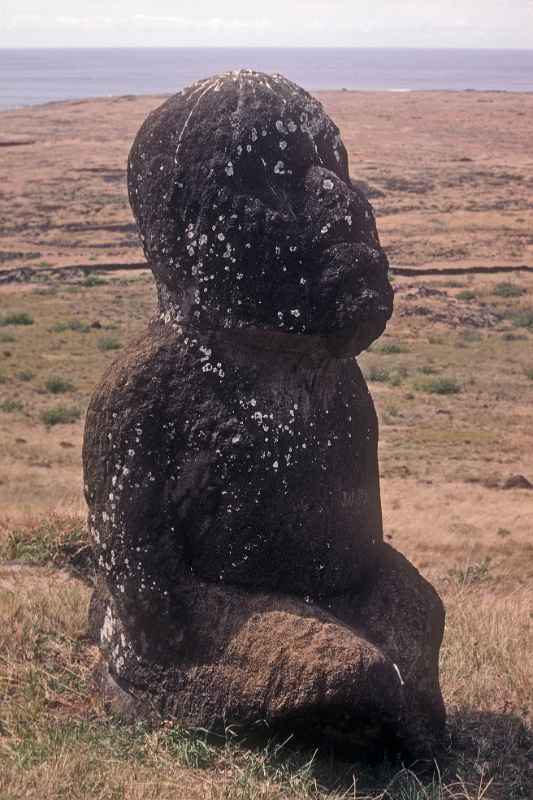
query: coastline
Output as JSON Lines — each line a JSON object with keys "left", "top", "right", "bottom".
{"left": 2, "top": 84, "right": 533, "bottom": 113}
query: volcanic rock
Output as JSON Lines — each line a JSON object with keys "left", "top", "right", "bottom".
{"left": 83, "top": 70, "right": 445, "bottom": 758}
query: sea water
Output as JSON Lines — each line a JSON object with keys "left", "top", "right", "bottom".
{"left": 1, "top": 47, "right": 532, "bottom": 110}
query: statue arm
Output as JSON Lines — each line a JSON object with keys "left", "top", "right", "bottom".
{"left": 83, "top": 346, "right": 183, "bottom": 638}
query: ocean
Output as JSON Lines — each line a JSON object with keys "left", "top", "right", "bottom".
{"left": 1, "top": 47, "right": 532, "bottom": 111}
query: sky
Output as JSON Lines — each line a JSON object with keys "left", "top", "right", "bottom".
{"left": 1, "top": 0, "right": 533, "bottom": 49}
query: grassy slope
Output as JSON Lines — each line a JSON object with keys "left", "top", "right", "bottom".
{"left": 0, "top": 270, "right": 532, "bottom": 798}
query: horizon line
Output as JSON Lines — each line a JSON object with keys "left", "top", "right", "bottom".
{"left": 1, "top": 45, "right": 533, "bottom": 52}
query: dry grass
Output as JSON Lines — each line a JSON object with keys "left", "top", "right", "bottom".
{"left": 0, "top": 517, "right": 531, "bottom": 800}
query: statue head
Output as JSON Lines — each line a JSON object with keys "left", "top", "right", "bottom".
{"left": 128, "top": 70, "right": 393, "bottom": 354}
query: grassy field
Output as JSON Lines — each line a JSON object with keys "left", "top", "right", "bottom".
{"left": 0, "top": 268, "right": 532, "bottom": 798}
{"left": 1, "top": 91, "right": 533, "bottom": 274}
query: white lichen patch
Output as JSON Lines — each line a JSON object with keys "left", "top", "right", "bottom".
{"left": 100, "top": 604, "right": 115, "bottom": 646}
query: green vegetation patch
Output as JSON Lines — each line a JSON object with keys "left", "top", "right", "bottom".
{"left": 0, "top": 399, "right": 23, "bottom": 413}
{"left": 41, "top": 405, "right": 81, "bottom": 426}
{"left": 510, "top": 307, "right": 533, "bottom": 329}
{"left": 456, "top": 290, "right": 477, "bottom": 301}
{"left": 0, "top": 312, "right": 34, "bottom": 326}
{"left": 493, "top": 282, "right": 526, "bottom": 298}
{"left": 45, "top": 376, "right": 76, "bottom": 394}
{"left": 417, "top": 377, "right": 462, "bottom": 395}
{"left": 375, "top": 341, "right": 407, "bottom": 354}
{"left": 52, "top": 319, "right": 91, "bottom": 333}
{"left": 365, "top": 364, "right": 391, "bottom": 383}
{"left": 0, "top": 516, "right": 91, "bottom": 575}
{"left": 98, "top": 336, "right": 121, "bottom": 352}
{"left": 16, "top": 370, "right": 34, "bottom": 382}
{"left": 84, "top": 274, "right": 106, "bottom": 287}
{"left": 448, "top": 556, "right": 492, "bottom": 587}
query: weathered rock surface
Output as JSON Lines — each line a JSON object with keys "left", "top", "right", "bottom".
{"left": 83, "top": 70, "right": 445, "bottom": 758}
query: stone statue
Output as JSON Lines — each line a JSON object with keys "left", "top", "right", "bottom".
{"left": 83, "top": 70, "right": 445, "bottom": 757}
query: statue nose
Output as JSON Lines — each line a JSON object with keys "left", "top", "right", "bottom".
{"left": 319, "top": 260, "right": 364, "bottom": 293}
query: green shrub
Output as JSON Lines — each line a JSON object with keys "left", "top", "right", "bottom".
{"left": 457, "top": 290, "right": 476, "bottom": 301}
{"left": 448, "top": 556, "right": 492, "bottom": 586}
{"left": 388, "top": 373, "right": 403, "bottom": 387}
{"left": 0, "top": 332, "right": 16, "bottom": 343}
{"left": 366, "top": 364, "right": 390, "bottom": 383}
{"left": 526, "top": 368, "right": 533, "bottom": 381}
{"left": 382, "top": 404, "right": 402, "bottom": 424}
{"left": 494, "top": 282, "right": 526, "bottom": 298}
{"left": 84, "top": 274, "right": 106, "bottom": 287}
{"left": 52, "top": 319, "right": 91, "bottom": 333}
{"left": 376, "top": 341, "right": 407, "bottom": 354}
{"left": 16, "top": 370, "right": 34, "bottom": 382}
{"left": 0, "top": 399, "right": 23, "bottom": 413}
{"left": 45, "top": 376, "right": 75, "bottom": 394}
{"left": 510, "top": 308, "right": 533, "bottom": 329}
{"left": 417, "top": 377, "right": 462, "bottom": 395}
{"left": 98, "top": 336, "right": 121, "bottom": 352}
{"left": 0, "top": 312, "right": 33, "bottom": 326}
{"left": 41, "top": 405, "right": 81, "bottom": 426}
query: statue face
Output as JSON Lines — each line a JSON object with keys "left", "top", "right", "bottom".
{"left": 128, "top": 70, "right": 393, "bottom": 353}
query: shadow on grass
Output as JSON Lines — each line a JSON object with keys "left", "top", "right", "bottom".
{"left": 309, "top": 707, "right": 533, "bottom": 798}
{"left": 215, "top": 704, "right": 533, "bottom": 798}
{"left": 170, "top": 705, "right": 532, "bottom": 798}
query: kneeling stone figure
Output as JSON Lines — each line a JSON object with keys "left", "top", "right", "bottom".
{"left": 83, "top": 70, "right": 445, "bottom": 756}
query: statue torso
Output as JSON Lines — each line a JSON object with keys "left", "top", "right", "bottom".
{"left": 84, "top": 322, "right": 384, "bottom": 600}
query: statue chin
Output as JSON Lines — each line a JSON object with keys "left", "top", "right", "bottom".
{"left": 323, "top": 315, "right": 388, "bottom": 358}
